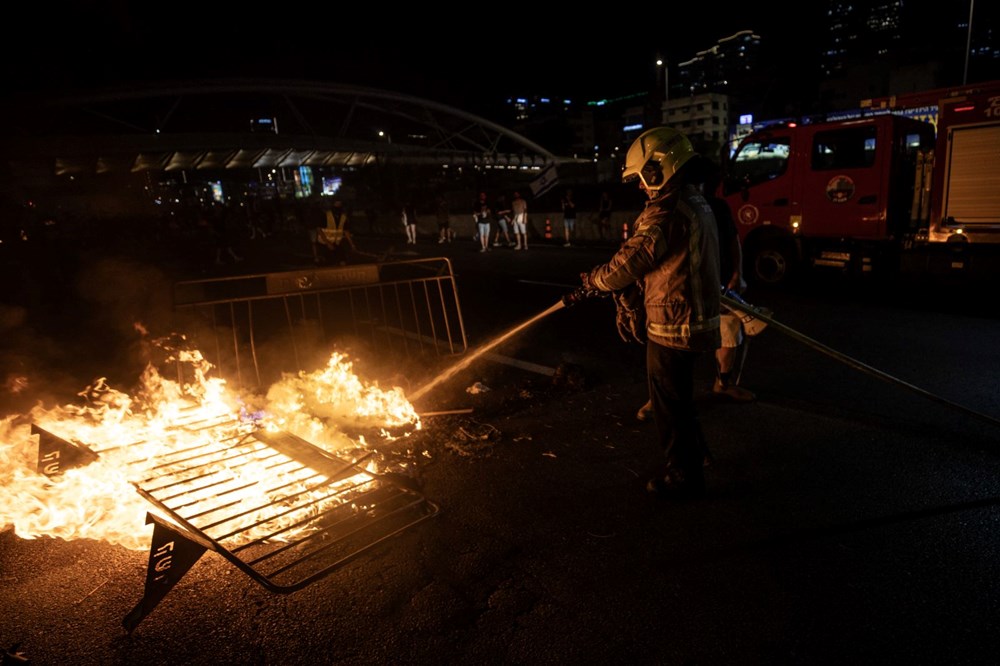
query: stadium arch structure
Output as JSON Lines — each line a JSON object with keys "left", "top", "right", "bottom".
{"left": 0, "top": 79, "right": 588, "bottom": 222}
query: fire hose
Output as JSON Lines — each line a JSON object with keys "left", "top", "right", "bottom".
{"left": 550, "top": 279, "right": 1000, "bottom": 430}
{"left": 718, "top": 291, "right": 1000, "bottom": 430}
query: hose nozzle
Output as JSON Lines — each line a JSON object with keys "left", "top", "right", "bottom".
{"left": 562, "top": 287, "right": 604, "bottom": 307}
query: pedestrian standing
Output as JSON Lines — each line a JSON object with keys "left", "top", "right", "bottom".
{"left": 402, "top": 201, "right": 418, "bottom": 244}
{"left": 511, "top": 191, "right": 528, "bottom": 250}
{"left": 492, "top": 194, "right": 515, "bottom": 247}
{"left": 472, "top": 191, "right": 491, "bottom": 253}
{"left": 597, "top": 190, "right": 613, "bottom": 242}
{"left": 561, "top": 189, "right": 577, "bottom": 247}
{"left": 436, "top": 194, "right": 453, "bottom": 243}
{"left": 208, "top": 202, "right": 243, "bottom": 266}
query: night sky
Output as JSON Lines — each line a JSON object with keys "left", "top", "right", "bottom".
{"left": 5, "top": 2, "right": 820, "bottom": 114}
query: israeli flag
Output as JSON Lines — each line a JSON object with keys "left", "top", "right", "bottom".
{"left": 529, "top": 164, "right": 559, "bottom": 199}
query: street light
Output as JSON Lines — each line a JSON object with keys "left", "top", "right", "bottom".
{"left": 963, "top": 0, "right": 975, "bottom": 85}
{"left": 656, "top": 58, "right": 669, "bottom": 101}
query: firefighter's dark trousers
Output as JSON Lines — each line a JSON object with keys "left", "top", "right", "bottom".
{"left": 646, "top": 339, "right": 707, "bottom": 484}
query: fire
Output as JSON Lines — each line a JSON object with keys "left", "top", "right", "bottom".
{"left": 0, "top": 340, "right": 420, "bottom": 551}
{"left": 263, "top": 351, "right": 421, "bottom": 448}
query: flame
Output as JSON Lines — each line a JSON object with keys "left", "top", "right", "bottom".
{"left": 0, "top": 341, "right": 420, "bottom": 550}
{"left": 264, "top": 351, "right": 421, "bottom": 446}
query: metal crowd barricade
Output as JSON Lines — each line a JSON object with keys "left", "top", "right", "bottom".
{"left": 20, "top": 259, "right": 462, "bottom": 633}
{"left": 171, "top": 258, "right": 468, "bottom": 389}
{"left": 31, "top": 421, "right": 440, "bottom": 633}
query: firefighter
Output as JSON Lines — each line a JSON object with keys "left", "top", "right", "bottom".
{"left": 709, "top": 162, "right": 757, "bottom": 402}
{"left": 635, "top": 160, "right": 755, "bottom": 416}
{"left": 572, "top": 127, "right": 721, "bottom": 500}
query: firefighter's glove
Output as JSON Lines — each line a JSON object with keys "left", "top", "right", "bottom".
{"left": 613, "top": 285, "right": 646, "bottom": 344}
{"left": 562, "top": 286, "right": 603, "bottom": 307}
{"left": 562, "top": 272, "right": 602, "bottom": 307}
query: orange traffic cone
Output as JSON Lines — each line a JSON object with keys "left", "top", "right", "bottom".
{"left": 544, "top": 218, "right": 553, "bottom": 239}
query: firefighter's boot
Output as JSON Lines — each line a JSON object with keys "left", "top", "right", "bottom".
{"left": 713, "top": 378, "right": 755, "bottom": 402}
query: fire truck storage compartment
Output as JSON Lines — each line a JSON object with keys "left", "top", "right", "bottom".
{"left": 943, "top": 123, "right": 1000, "bottom": 228}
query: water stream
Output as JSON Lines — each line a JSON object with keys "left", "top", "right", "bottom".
{"left": 408, "top": 300, "right": 566, "bottom": 404}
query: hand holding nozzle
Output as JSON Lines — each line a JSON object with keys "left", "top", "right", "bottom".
{"left": 562, "top": 287, "right": 604, "bottom": 306}
{"left": 561, "top": 272, "right": 604, "bottom": 306}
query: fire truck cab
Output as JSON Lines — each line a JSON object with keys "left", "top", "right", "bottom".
{"left": 721, "top": 114, "right": 935, "bottom": 285}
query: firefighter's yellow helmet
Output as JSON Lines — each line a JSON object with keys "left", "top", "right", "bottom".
{"left": 622, "top": 126, "right": 696, "bottom": 194}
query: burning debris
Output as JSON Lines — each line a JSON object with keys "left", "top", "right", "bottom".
{"left": 0, "top": 333, "right": 424, "bottom": 550}
{"left": 444, "top": 420, "right": 502, "bottom": 458}
{"left": 1, "top": 330, "right": 441, "bottom": 631}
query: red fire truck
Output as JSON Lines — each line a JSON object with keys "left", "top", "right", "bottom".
{"left": 721, "top": 81, "right": 1000, "bottom": 286}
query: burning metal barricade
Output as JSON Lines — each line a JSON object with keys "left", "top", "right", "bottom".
{"left": 6, "top": 257, "right": 468, "bottom": 632}
{"left": 32, "top": 411, "right": 439, "bottom": 633}
{"left": 171, "top": 258, "right": 468, "bottom": 390}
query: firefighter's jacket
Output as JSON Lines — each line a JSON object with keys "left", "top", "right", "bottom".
{"left": 587, "top": 182, "right": 721, "bottom": 352}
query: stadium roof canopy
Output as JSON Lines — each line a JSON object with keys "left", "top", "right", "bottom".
{"left": 0, "top": 79, "right": 572, "bottom": 178}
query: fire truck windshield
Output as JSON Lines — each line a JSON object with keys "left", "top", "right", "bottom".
{"left": 731, "top": 137, "right": 791, "bottom": 186}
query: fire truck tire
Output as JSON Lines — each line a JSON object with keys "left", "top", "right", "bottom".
{"left": 748, "top": 240, "right": 795, "bottom": 286}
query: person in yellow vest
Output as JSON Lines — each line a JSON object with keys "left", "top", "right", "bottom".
{"left": 316, "top": 199, "right": 354, "bottom": 265}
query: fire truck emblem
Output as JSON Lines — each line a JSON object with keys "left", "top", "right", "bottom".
{"left": 826, "top": 175, "right": 855, "bottom": 203}
{"left": 736, "top": 204, "right": 759, "bottom": 226}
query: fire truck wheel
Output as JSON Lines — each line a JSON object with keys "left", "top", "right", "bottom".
{"left": 749, "top": 240, "right": 795, "bottom": 286}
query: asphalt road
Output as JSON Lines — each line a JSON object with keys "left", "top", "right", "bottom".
{"left": 2, "top": 230, "right": 1000, "bottom": 665}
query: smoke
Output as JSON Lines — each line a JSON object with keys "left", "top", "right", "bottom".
{"left": 0, "top": 253, "right": 182, "bottom": 416}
